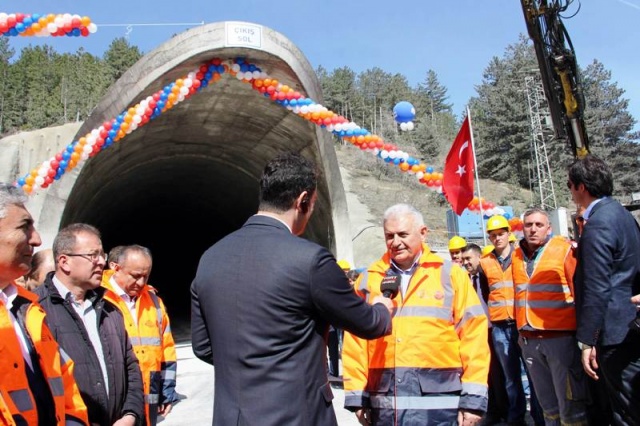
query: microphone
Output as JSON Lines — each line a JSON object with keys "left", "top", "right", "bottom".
{"left": 380, "top": 272, "right": 401, "bottom": 299}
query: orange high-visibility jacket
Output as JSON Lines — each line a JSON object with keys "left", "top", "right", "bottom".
{"left": 0, "top": 284, "right": 88, "bottom": 426}
{"left": 480, "top": 252, "right": 515, "bottom": 322}
{"left": 102, "top": 271, "right": 177, "bottom": 426}
{"left": 342, "top": 245, "right": 489, "bottom": 423}
{"left": 512, "top": 236, "right": 577, "bottom": 331}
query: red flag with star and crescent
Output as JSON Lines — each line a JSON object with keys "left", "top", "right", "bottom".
{"left": 443, "top": 116, "right": 475, "bottom": 215}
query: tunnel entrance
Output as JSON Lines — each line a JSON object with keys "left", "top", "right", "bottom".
{"left": 18, "top": 22, "right": 352, "bottom": 342}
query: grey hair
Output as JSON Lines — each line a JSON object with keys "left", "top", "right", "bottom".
{"left": 383, "top": 203, "right": 425, "bottom": 228}
{"left": 120, "top": 244, "right": 153, "bottom": 265}
{"left": 52, "top": 223, "right": 102, "bottom": 259}
{"left": 0, "top": 183, "right": 28, "bottom": 219}
{"left": 522, "top": 207, "right": 550, "bottom": 222}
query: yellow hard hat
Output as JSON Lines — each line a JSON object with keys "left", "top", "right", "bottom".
{"left": 481, "top": 245, "right": 495, "bottom": 256}
{"left": 508, "top": 233, "right": 517, "bottom": 243}
{"left": 486, "top": 215, "right": 511, "bottom": 232}
{"left": 448, "top": 236, "right": 467, "bottom": 251}
{"left": 337, "top": 259, "right": 351, "bottom": 271}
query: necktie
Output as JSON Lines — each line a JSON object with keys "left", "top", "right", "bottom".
{"left": 472, "top": 275, "right": 479, "bottom": 292}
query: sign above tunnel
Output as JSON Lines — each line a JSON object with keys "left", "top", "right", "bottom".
{"left": 225, "top": 22, "right": 262, "bottom": 48}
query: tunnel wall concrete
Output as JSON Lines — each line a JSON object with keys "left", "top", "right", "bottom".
{"left": 0, "top": 21, "right": 353, "bottom": 263}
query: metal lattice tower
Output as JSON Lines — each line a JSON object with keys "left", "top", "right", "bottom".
{"left": 525, "top": 75, "right": 557, "bottom": 210}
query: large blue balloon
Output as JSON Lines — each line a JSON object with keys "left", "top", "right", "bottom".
{"left": 393, "top": 101, "right": 416, "bottom": 123}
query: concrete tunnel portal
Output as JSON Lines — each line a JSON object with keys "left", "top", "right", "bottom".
{"left": 29, "top": 22, "right": 352, "bottom": 341}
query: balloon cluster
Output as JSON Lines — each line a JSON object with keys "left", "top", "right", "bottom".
{"left": 508, "top": 217, "right": 523, "bottom": 232}
{"left": 466, "top": 197, "right": 509, "bottom": 218}
{"left": 16, "top": 55, "right": 499, "bottom": 212}
{"left": 393, "top": 101, "right": 415, "bottom": 131}
{"left": 0, "top": 13, "right": 97, "bottom": 37}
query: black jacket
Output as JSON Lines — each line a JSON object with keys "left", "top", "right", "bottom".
{"left": 191, "top": 215, "right": 391, "bottom": 426}
{"left": 35, "top": 273, "right": 144, "bottom": 426}
{"left": 575, "top": 197, "right": 640, "bottom": 346}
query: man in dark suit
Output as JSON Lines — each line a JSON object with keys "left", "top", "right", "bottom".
{"left": 569, "top": 155, "right": 640, "bottom": 425}
{"left": 190, "top": 151, "right": 393, "bottom": 426}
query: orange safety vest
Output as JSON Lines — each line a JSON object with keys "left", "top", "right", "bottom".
{"left": 342, "top": 245, "right": 489, "bottom": 423}
{"left": 479, "top": 253, "right": 515, "bottom": 322}
{"left": 0, "top": 284, "right": 88, "bottom": 426}
{"left": 102, "top": 271, "right": 177, "bottom": 426}
{"left": 512, "top": 236, "right": 577, "bottom": 331}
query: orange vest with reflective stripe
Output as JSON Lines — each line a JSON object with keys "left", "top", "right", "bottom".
{"left": 479, "top": 253, "right": 515, "bottom": 322}
{"left": 102, "top": 271, "right": 177, "bottom": 426}
{"left": 512, "top": 236, "right": 577, "bottom": 331}
{"left": 0, "top": 284, "right": 88, "bottom": 426}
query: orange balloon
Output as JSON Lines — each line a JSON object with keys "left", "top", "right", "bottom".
{"left": 400, "top": 162, "right": 410, "bottom": 172}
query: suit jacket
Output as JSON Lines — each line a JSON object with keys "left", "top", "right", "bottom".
{"left": 575, "top": 197, "right": 640, "bottom": 346}
{"left": 190, "top": 215, "right": 392, "bottom": 426}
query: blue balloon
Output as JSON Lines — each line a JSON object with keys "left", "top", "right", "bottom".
{"left": 393, "top": 101, "right": 416, "bottom": 124}
{"left": 426, "top": 166, "right": 434, "bottom": 174}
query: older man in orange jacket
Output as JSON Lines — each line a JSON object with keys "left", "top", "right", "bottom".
{"left": 102, "top": 245, "right": 178, "bottom": 426}
{"left": 342, "top": 203, "right": 489, "bottom": 426}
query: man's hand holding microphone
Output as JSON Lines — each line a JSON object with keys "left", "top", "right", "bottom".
{"left": 371, "top": 272, "right": 401, "bottom": 316}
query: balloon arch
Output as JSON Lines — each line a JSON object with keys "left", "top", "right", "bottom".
{"left": 4, "top": 14, "right": 514, "bottom": 224}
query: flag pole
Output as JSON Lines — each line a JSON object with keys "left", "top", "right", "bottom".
{"left": 467, "top": 106, "right": 487, "bottom": 246}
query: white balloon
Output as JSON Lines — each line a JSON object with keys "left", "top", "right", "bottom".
{"left": 416, "top": 171, "right": 424, "bottom": 180}
{"left": 406, "top": 121, "right": 415, "bottom": 131}
{"left": 380, "top": 150, "right": 389, "bottom": 159}
{"left": 88, "top": 23, "right": 98, "bottom": 34}
{"left": 35, "top": 176, "right": 45, "bottom": 186}
{"left": 400, "top": 122, "right": 408, "bottom": 131}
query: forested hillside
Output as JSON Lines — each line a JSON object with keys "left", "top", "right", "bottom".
{"left": 1, "top": 35, "right": 638, "bottom": 206}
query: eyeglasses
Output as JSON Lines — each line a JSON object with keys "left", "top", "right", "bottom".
{"left": 64, "top": 252, "right": 106, "bottom": 263}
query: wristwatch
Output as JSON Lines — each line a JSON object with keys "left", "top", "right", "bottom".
{"left": 577, "top": 341, "right": 592, "bottom": 351}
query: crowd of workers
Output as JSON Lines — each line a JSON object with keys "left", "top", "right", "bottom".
{"left": 0, "top": 185, "right": 178, "bottom": 426}
{"left": 2, "top": 152, "right": 640, "bottom": 426}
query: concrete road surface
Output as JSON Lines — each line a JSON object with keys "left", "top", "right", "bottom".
{"left": 158, "top": 344, "right": 360, "bottom": 425}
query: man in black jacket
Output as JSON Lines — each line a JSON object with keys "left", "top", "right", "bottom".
{"left": 35, "top": 223, "right": 144, "bottom": 426}
{"left": 569, "top": 155, "right": 640, "bottom": 425}
{"left": 191, "top": 151, "right": 393, "bottom": 426}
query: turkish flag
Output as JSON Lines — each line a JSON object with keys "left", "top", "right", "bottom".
{"left": 443, "top": 116, "right": 475, "bottom": 215}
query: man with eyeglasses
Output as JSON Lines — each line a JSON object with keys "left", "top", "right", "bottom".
{"left": 35, "top": 223, "right": 144, "bottom": 426}
{"left": 102, "top": 244, "right": 178, "bottom": 426}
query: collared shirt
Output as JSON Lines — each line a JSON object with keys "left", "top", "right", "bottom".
{"left": 52, "top": 276, "right": 109, "bottom": 394}
{"left": 583, "top": 197, "right": 605, "bottom": 221}
{"left": 390, "top": 252, "right": 422, "bottom": 297}
{"left": 109, "top": 276, "right": 137, "bottom": 326}
{"left": 0, "top": 284, "right": 33, "bottom": 369}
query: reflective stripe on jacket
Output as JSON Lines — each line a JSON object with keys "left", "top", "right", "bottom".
{"left": 479, "top": 254, "right": 515, "bottom": 322}
{"left": 102, "top": 271, "right": 177, "bottom": 426}
{"left": 512, "top": 236, "right": 577, "bottom": 331}
{"left": 0, "top": 284, "right": 88, "bottom": 426}
{"left": 342, "top": 245, "right": 489, "bottom": 424}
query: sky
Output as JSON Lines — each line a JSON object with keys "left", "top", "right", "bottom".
{"left": 8, "top": 0, "right": 640, "bottom": 133}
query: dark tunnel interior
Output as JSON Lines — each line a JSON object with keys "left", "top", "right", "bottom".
{"left": 57, "top": 94, "right": 336, "bottom": 342}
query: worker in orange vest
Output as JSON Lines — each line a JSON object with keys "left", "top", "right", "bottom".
{"left": 512, "top": 207, "right": 589, "bottom": 424}
{"left": 0, "top": 183, "right": 88, "bottom": 426}
{"left": 102, "top": 245, "right": 178, "bottom": 426}
{"left": 448, "top": 235, "right": 467, "bottom": 265}
{"left": 480, "top": 215, "right": 529, "bottom": 426}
